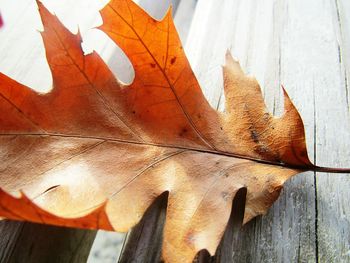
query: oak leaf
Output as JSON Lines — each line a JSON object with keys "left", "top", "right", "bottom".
{"left": 0, "top": 1, "right": 348, "bottom": 262}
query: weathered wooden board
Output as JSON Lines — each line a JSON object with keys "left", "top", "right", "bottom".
{"left": 315, "top": 1, "right": 350, "bottom": 261}
{"left": 0, "top": 220, "right": 96, "bottom": 263}
{"left": 1, "top": 0, "right": 349, "bottom": 262}
{"left": 186, "top": 0, "right": 350, "bottom": 261}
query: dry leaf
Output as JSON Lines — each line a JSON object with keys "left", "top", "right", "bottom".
{"left": 0, "top": 1, "right": 348, "bottom": 262}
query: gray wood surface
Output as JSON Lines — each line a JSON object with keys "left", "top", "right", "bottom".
{"left": 118, "top": 194, "right": 167, "bottom": 263}
{"left": 1, "top": 0, "right": 349, "bottom": 262}
{"left": 0, "top": 220, "right": 96, "bottom": 263}
{"left": 186, "top": 0, "right": 350, "bottom": 262}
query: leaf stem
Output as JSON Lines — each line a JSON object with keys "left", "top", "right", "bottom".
{"left": 312, "top": 166, "right": 350, "bottom": 173}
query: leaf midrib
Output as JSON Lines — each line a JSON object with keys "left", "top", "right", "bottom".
{"left": 0, "top": 132, "right": 304, "bottom": 169}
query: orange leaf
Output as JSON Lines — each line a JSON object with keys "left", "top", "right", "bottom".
{"left": 0, "top": 1, "right": 348, "bottom": 262}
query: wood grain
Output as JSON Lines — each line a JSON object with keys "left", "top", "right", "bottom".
{"left": 0, "top": 1, "right": 349, "bottom": 262}
{"left": 118, "top": 194, "right": 168, "bottom": 263}
{"left": 186, "top": 0, "right": 350, "bottom": 262}
{"left": 0, "top": 220, "right": 96, "bottom": 263}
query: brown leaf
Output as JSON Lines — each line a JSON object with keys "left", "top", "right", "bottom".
{"left": 0, "top": 1, "right": 347, "bottom": 262}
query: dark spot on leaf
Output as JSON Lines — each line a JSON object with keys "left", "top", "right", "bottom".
{"left": 273, "top": 152, "right": 281, "bottom": 162}
{"left": 256, "top": 145, "right": 269, "bottom": 154}
{"left": 220, "top": 127, "right": 223, "bottom": 130}
{"left": 150, "top": 63, "right": 156, "bottom": 68}
{"left": 300, "top": 149, "right": 308, "bottom": 157}
{"left": 263, "top": 112, "right": 270, "bottom": 122}
{"left": 170, "top": 57, "right": 177, "bottom": 65}
{"left": 179, "top": 127, "right": 188, "bottom": 137}
{"left": 132, "top": 110, "right": 136, "bottom": 114}
{"left": 250, "top": 129, "right": 259, "bottom": 143}
{"left": 185, "top": 230, "right": 195, "bottom": 244}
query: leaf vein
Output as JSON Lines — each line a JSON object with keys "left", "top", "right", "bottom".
{"left": 106, "top": 4, "right": 216, "bottom": 150}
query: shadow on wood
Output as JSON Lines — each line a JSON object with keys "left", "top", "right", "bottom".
{"left": 194, "top": 188, "right": 247, "bottom": 263}
{"left": 118, "top": 192, "right": 168, "bottom": 263}
{"left": 117, "top": 188, "right": 247, "bottom": 263}
{"left": 0, "top": 220, "right": 96, "bottom": 263}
